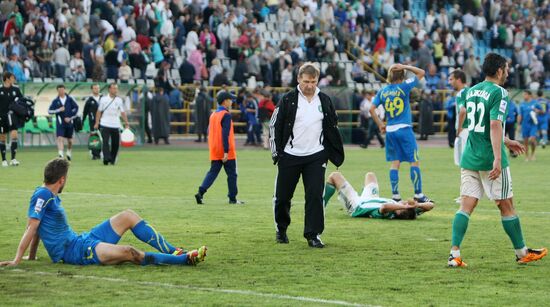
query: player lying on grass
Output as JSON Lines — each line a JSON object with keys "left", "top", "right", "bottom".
{"left": 0, "top": 158, "right": 206, "bottom": 267}
{"left": 323, "top": 171, "right": 434, "bottom": 219}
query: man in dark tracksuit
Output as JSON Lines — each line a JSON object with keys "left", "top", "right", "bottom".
{"left": 270, "top": 63, "right": 344, "bottom": 248}
{"left": 0, "top": 72, "right": 24, "bottom": 167}
{"left": 48, "top": 84, "right": 79, "bottom": 161}
{"left": 83, "top": 84, "right": 102, "bottom": 159}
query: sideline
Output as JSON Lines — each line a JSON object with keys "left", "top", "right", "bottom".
{"left": 1, "top": 268, "right": 375, "bottom": 307}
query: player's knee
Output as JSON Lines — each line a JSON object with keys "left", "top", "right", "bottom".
{"left": 124, "top": 246, "right": 143, "bottom": 264}
{"left": 365, "top": 172, "right": 377, "bottom": 181}
{"left": 328, "top": 171, "right": 341, "bottom": 180}
{"left": 122, "top": 208, "right": 140, "bottom": 220}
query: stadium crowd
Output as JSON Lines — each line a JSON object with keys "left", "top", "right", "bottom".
{"left": 0, "top": 0, "right": 549, "bottom": 90}
{"left": 0, "top": 0, "right": 549, "bottom": 143}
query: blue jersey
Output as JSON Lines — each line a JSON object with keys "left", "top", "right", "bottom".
{"left": 536, "top": 98, "right": 549, "bottom": 122}
{"left": 506, "top": 101, "right": 518, "bottom": 124}
{"left": 28, "top": 187, "right": 77, "bottom": 263}
{"left": 373, "top": 76, "right": 418, "bottom": 126}
{"left": 519, "top": 99, "right": 542, "bottom": 126}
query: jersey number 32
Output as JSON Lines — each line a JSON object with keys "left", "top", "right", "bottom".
{"left": 466, "top": 101, "right": 486, "bottom": 133}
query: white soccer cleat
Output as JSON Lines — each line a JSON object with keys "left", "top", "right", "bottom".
{"left": 1, "top": 160, "right": 8, "bottom": 167}
{"left": 10, "top": 159, "right": 20, "bottom": 166}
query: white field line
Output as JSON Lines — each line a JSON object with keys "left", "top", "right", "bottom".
{"left": 2, "top": 268, "right": 376, "bottom": 307}
{"left": 2, "top": 187, "right": 549, "bottom": 215}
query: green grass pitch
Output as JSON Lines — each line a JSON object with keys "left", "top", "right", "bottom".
{"left": 0, "top": 146, "right": 549, "bottom": 306}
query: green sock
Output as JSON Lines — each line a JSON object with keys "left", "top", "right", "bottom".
{"left": 501, "top": 216, "right": 526, "bottom": 249}
{"left": 323, "top": 183, "right": 336, "bottom": 207}
{"left": 451, "top": 211, "right": 470, "bottom": 247}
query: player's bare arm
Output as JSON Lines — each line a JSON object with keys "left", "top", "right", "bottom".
{"left": 504, "top": 137, "right": 526, "bottom": 155}
{"left": 457, "top": 107, "right": 467, "bottom": 136}
{"left": 379, "top": 203, "right": 415, "bottom": 214}
{"left": 369, "top": 105, "right": 385, "bottom": 133}
{"left": 0, "top": 218, "right": 40, "bottom": 266}
{"left": 489, "top": 119, "right": 503, "bottom": 180}
{"left": 400, "top": 64, "right": 426, "bottom": 80}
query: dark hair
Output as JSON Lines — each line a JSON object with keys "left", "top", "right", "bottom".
{"left": 393, "top": 208, "right": 417, "bottom": 220}
{"left": 389, "top": 70, "right": 404, "bottom": 83}
{"left": 56, "top": 84, "right": 65, "bottom": 89}
{"left": 537, "top": 90, "right": 544, "bottom": 97}
{"left": 109, "top": 83, "right": 117, "bottom": 89}
{"left": 44, "top": 158, "right": 70, "bottom": 184}
{"left": 3, "top": 71, "right": 14, "bottom": 81}
{"left": 450, "top": 69, "right": 466, "bottom": 83}
{"left": 90, "top": 83, "right": 99, "bottom": 89}
{"left": 524, "top": 90, "right": 532, "bottom": 95}
{"left": 482, "top": 53, "right": 507, "bottom": 77}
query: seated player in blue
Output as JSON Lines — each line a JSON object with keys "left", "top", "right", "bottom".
{"left": 322, "top": 171, "right": 434, "bottom": 219}
{"left": 0, "top": 158, "right": 207, "bottom": 267}
{"left": 518, "top": 90, "right": 543, "bottom": 161}
{"left": 369, "top": 63, "right": 433, "bottom": 203}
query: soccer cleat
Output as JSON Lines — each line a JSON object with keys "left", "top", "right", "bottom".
{"left": 392, "top": 194, "right": 402, "bottom": 202}
{"left": 1, "top": 160, "right": 8, "bottom": 167}
{"left": 448, "top": 255, "right": 468, "bottom": 267}
{"left": 229, "top": 199, "right": 245, "bottom": 205}
{"left": 186, "top": 246, "right": 207, "bottom": 265}
{"left": 172, "top": 247, "right": 186, "bottom": 256}
{"left": 516, "top": 248, "right": 548, "bottom": 264}
{"left": 415, "top": 195, "right": 434, "bottom": 203}
{"left": 194, "top": 193, "right": 203, "bottom": 205}
{"left": 10, "top": 159, "right": 20, "bottom": 166}
{"left": 66, "top": 155, "right": 72, "bottom": 161}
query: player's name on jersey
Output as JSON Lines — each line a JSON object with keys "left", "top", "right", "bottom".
{"left": 381, "top": 89, "right": 405, "bottom": 98}
{"left": 467, "top": 90, "right": 490, "bottom": 100}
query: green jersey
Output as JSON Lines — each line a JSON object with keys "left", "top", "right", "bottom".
{"left": 351, "top": 197, "right": 396, "bottom": 219}
{"left": 455, "top": 86, "right": 469, "bottom": 130}
{"left": 460, "top": 81, "right": 509, "bottom": 171}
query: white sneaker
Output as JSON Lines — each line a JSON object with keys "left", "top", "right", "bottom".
{"left": 1, "top": 160, "right": 8, "bottom": 167}
{"left": 10, "top": 159, "right": 19, "bottom": 166}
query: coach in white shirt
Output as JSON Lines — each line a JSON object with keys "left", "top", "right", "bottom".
{"left": 270, "top": 63, "right": 344, "bottom": 248}
{"left": 94, "top": 83, "right": 129, "bottom": 165}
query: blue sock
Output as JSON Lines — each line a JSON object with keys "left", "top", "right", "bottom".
{"left": 410, "top": 166, "right": 422, "bottom": 194}
{"left": 389, "top": 169, "right": 399, "bottom": 195}
{"left": 131, "top": 220, "right": 177, "bottom": 254}
{"left": 141, "top": 252, "right": 188, "bottom": 265}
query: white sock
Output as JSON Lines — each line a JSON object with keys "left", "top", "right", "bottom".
{"left": 450, "top": 249, "right": 460, "bottom": 258}
{"left": 58, "top": 150, "right": 64, "bottom": 157}
{"left": 415, "top": 193, "right": 424, "bottom": 198}
{"left": 66, "top": 150, "right": 72, "bottom": 157}
{"left": 515, "top": 247, "right": 528, "bottom": 258}
{"left": 392, "top": 194, "right": 401, "bottom": 199}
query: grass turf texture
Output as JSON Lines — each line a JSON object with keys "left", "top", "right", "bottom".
{"left": 0, "top": 146, "right": 549, "bottom": 306}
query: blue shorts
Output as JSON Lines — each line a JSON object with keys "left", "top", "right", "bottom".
{"left": 385, "top": 127, "right": 419, "bottom": 162}
{"left": 57, "top": 125, "right": 74, "bottom": 138}
{"left": 522, "top": 124, "right": 538, "bottom": 139}
{"left": 62, "top": 219, "right": 121, "bottom": 265}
